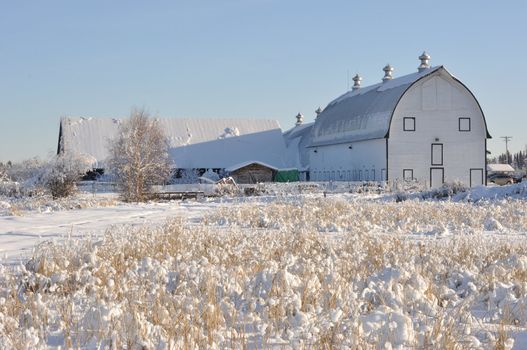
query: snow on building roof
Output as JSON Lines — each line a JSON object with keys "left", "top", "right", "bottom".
{"left": 311, "top": 66, "right": 444, "bottom": 147}
{"left": 225, "top": 160, "right": 279, "bottom": 172}
{"left": 487, "top": 164, "right": 515, "bottom": 172}
{"left": 283, "top": 122, "right": 314, "bottom": 171}
{"left": 59, "top": 117, "right": 289, "bottom": 169}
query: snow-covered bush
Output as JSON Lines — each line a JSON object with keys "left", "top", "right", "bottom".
{"left": 108, "top": 109, "right": 172, "bottom": 201}
{"left": 0, "top": 182, "right": 20, "bottom": 197}
{"left": 4, "top": 158, "right": 47, "bottom": 196}
{"left": 43, "top": 154, "right": 93, "bottom": 198}
{"left": 0, "top": 165, "right": 8, "bottom": 182}
{"left": 426, "top": 180, "right": 468, "bottom": 199}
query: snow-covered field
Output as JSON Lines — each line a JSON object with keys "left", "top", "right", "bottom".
{"left": 1, "top": 182, "right": 527, "bottom": 349}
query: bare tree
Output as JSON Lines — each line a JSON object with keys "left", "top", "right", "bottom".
{"left": 108, "top": 109, "right": 172, "bottom": 201}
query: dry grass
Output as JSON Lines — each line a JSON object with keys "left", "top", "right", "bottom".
{"left": 1, "top": 197, "right": 527, "bottom": 348}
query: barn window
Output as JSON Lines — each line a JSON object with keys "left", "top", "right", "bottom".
{"left": 359, "top": 170, "right": 362, "bottom": 181}
{"left": 403, "top": 117, "right": 416, "bottom": 131}
{"left": 371, "top": 169, "right": 375, "bottom": 181}
{"left": 403, "top": 169, "right": 414, "bottom": 180}
{"left": 365, "top": 170, "right": 369, "bottom": 181}
{"left": 459, "top": 117, "right": 471, "bottom": 132}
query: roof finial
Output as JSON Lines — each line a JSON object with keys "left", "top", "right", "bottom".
{"left": 315, "top": 107, "right": 322, "bottom": 117}
{"left": 352, "top": 74, "right": 362, "bottom": 91}
{"left": 418, "top": 51, "right": 431, "bottom": 72}
{"left": 295, "top": 112, "right": 304, "bottom": 126}
{"left": 382, "top": 64, "right": 394, "bottom": 82}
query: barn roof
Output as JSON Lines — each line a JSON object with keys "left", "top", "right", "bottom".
{"left": 283, "top": 122, "right": 314, "bottom": 171}
{"left": 310, "top": 66, "right": 489, "bottom": 147}
{"left": 58, "top": 117, "right": 289, "bottom": 169}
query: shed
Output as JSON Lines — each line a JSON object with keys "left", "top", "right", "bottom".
{"left": 274, "top": 169, "right": 300, "bottom": 182}
{"left": 487, "top": 164, "right": 515, "bottom": 173}
{"left": 226, "top": 161, "right": 278, "bottom": 184}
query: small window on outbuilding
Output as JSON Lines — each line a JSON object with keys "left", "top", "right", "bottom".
{"left": 403, "top": 169, "right": 414, "bottom": 180}
{"left": 403, "top": 117, "right": 416, "bottom": 131}
{"left": 459, "top": 117, "right": 471, "bottom": 132}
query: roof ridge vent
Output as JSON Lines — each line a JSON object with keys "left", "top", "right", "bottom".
{"left": 382, "top": 64, "right": 394, "bottom": 82}
{"left": 352, "top": 74, "right": 362, "bottom": 90}
{"left": 295, "top": 112, "right": 304, "bottom": 126}
{"left": 315, "top": 107, "right": 322, "bottom": 118}
{"left": 418, "top": 51, "right": 431, "bottom": 72}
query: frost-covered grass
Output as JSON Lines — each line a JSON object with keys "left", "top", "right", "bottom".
{"left": 1, "top": 196, "right": 527, "bottom": 349}
{"left": 0, "top": 194, "right": 118, "bottom": 216}
{"left": 207, "top": 197, "right": 527, "bottom": 235}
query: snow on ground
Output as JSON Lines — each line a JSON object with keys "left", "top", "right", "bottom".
{"left": 0, "top": 193, "right": 219, "bottom": 264}
{"left": 1, "top": 183, "right": 527, "bottom": 349}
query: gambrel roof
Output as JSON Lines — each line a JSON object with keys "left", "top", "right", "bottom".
{"left": 310, "top": 66, "right": 490, "bottom": 147}
{"left": 58, "top": 117, "right": 290, "bottom": 169}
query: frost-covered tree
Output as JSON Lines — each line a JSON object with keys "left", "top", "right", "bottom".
{"left": 2, "top": 156, "right": 89, "bottom": 198}
{"left": 108, "top": 109, "right": 172, "bottom": 201}
{"left": 44, "top": 153, "right": 92, "bottom": 198}
{"left": 6, "top": 158, "right": 47, "bottom": 196}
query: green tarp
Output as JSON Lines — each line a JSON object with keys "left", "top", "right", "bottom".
{"left": 274, "top": 169, "right": 300, "bottom": 182}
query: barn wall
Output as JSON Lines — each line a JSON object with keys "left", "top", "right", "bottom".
{"left": 231, "top": 164, "right": 274, "bottom": 184}
{"left": 388, "top": 72, "right": 486, "bottom": 187}
{"left": 309, "top": 138, "right": 386, "bottom": 181}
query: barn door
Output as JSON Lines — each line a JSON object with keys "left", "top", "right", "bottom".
{"left": 430, "top": 168, "right": 444, "bottom": 188}
{"left": 470, "top": 168, "right": 484, "bottom": 187}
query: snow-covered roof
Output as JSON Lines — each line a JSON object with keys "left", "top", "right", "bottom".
{"left": 59, "top": 117, "right": 289, "bottom": 169}
{"left": 487, "top": 164, "right": 515, "bottom": 172}
{"left": 225, "top": 160, "right": 279, "bottom": 172}
{"left": 283, "top": 122, "right": 314, "bottom": 171}
{"left": 311, "top": 66, "right": 450, "bottom": 146}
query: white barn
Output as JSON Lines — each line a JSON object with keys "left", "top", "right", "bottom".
{"left": 307, "top": 53, "right": 491, "bottom": 187}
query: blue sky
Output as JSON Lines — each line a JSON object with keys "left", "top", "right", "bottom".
{"left": 1, "top": 0, "right": 526, "bottom": 162}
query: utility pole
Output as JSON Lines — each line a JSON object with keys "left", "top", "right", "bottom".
{"left": 501, "top": 136, "right": 512, "bottom": 164}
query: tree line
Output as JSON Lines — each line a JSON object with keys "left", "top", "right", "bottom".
{"left": 488, "top": 147, "right": 527, "bottom": 170}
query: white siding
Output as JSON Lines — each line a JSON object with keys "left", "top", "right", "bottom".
{"left": 388, "top": 72, "right": 486, "bottom": 187}
{"left": 309, "top": 138, "right": 386, "bottom": 181}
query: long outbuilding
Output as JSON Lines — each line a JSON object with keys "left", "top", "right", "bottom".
{"left": 58, "top": 116, "right": 290, "bottom": 178}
